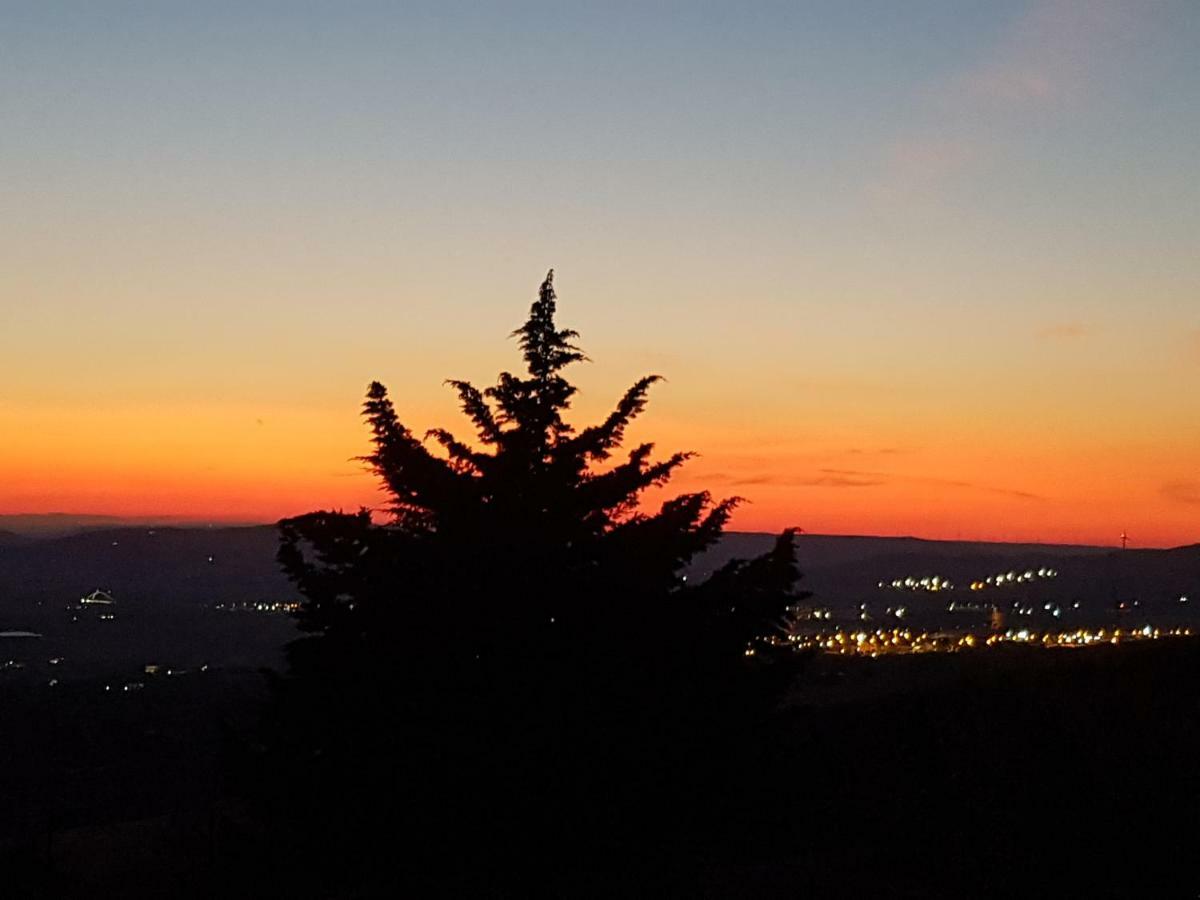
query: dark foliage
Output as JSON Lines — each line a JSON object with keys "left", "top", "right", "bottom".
{"left": 252, "top": 272, "right": 804, "bottom": 892}
{"left": 276, "top": 271, "right": 795, "bottom": 666}
{"left": 697, "top": 526, "right": 813, "bottom": 648}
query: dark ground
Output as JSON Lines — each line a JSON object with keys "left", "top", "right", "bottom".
{"left": 1, "top": 526, "right": 1196, "bottom": 896}
{"left": 1, "top": 638, "right": 1196, "bottom": 898}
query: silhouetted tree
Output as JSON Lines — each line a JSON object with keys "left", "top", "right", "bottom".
{"left": 699, "top": 526, "right": 812, "bottom": 651}
{"left": 277, "top": 270, "right": 788, "bottom": 673}
{"left": 257, "top": 271, "right": 805, "bottom": 892}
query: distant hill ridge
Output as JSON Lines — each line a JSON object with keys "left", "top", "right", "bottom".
{"left": 691, "top": 531, "right": 1113, "bottom": 579}
{"left": 0, "top": 513, "right": 256, "bottom": 538}
{"left": 1, "top": 525, "right": 1196, "bottom": 643}
{"left": 2, "top": 523, "right": 1193, "bottom": 599}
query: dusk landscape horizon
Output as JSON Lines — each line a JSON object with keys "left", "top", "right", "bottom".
{"left": 2, "top": 510, "right": 1176, "bottom": 549}
{"left": 5, "top": 3, "right": 1199, "bottom": 550}
{"left": 4, "top": 2, "right": 1198, "bottom": 897}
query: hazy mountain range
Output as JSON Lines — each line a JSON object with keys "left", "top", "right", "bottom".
{"left": 0, "top": 514, "right": 254, "bottom": 538}
{"left": 0, "top": 521, "right": 1195, "bottom": 610}
{"left": 1, "top": 522, "right": 1196, "bottom": 685}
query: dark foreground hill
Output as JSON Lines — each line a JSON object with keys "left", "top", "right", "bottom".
{"left": 2, "top": 637, "right": 1196, "bottom": 898}
{"left": 1, "top": 525, "right": 1198, "bottom": 896}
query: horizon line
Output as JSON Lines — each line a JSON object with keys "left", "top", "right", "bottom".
{"left": 1, "top": 512, "right": 1184, "bottom": 550}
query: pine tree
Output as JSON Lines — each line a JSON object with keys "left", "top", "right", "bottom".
{"left": 278, "top": 270, "right": 761, "bottom": 674}
{"left": 254, "top": 271, "right": 807, "bottom": 890}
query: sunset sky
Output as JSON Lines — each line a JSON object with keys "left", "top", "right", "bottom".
{"left": 2, "top": 1, "right": 1198, "bottom": 547}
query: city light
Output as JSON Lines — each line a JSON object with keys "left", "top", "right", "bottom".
{"left": 882, "top": 566, "right": 1064, "bottom": 597}
{"left": 764, "top": 625, "right": 1193, "bottom": 659}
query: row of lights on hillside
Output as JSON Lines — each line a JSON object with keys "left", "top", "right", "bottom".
{"left": 969, "top": 568, "right": 1057, "bottom": 591}
{"left": 878, "top": 575, "right": 953, "bottom": 592}
{"left": 765, "top": 624, "right": 1193, "bottom": 658}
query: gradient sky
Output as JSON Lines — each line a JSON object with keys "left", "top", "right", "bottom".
{"left": 2, "top": 1, "right": 1198, "bottom": 546}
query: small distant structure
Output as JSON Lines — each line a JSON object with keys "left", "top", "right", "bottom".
{"left": 80, "top": 589, "right": 115, "bottom": 606}
{"left": 1120, "top": 530, "right": 1129, "bottom": 551}
{"left": 989, "top": 605, "right": 1006, "bottom": 632}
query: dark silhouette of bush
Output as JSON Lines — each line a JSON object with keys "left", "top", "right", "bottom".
{"left": 252, "top": 271, "right": 806, "bottom": 893}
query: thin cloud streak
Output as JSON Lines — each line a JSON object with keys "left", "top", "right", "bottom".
{"left": 730, "top": 473, "right": 885, "bottom": 489}
{"left": 870, "top": 0, "right": 1140, "bottom": 200}
{"left": 955, "top": 0, "right": 1135, "bottom": 110}
{"left": 1037, "top": 323, "right": 1092, "bottom": 340}
{"left": 824, "top": 468, "right": 1042, "bottom": 501}
{"left": 731, "top": 467, "right": 1042, "bottom": 500}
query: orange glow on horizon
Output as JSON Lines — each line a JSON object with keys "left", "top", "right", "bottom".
{"left": 2, "top": 388, "right": 1195, "bottom": 549}
{"left": 4, "top": 3, "right": 1198, "bottom": 551}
